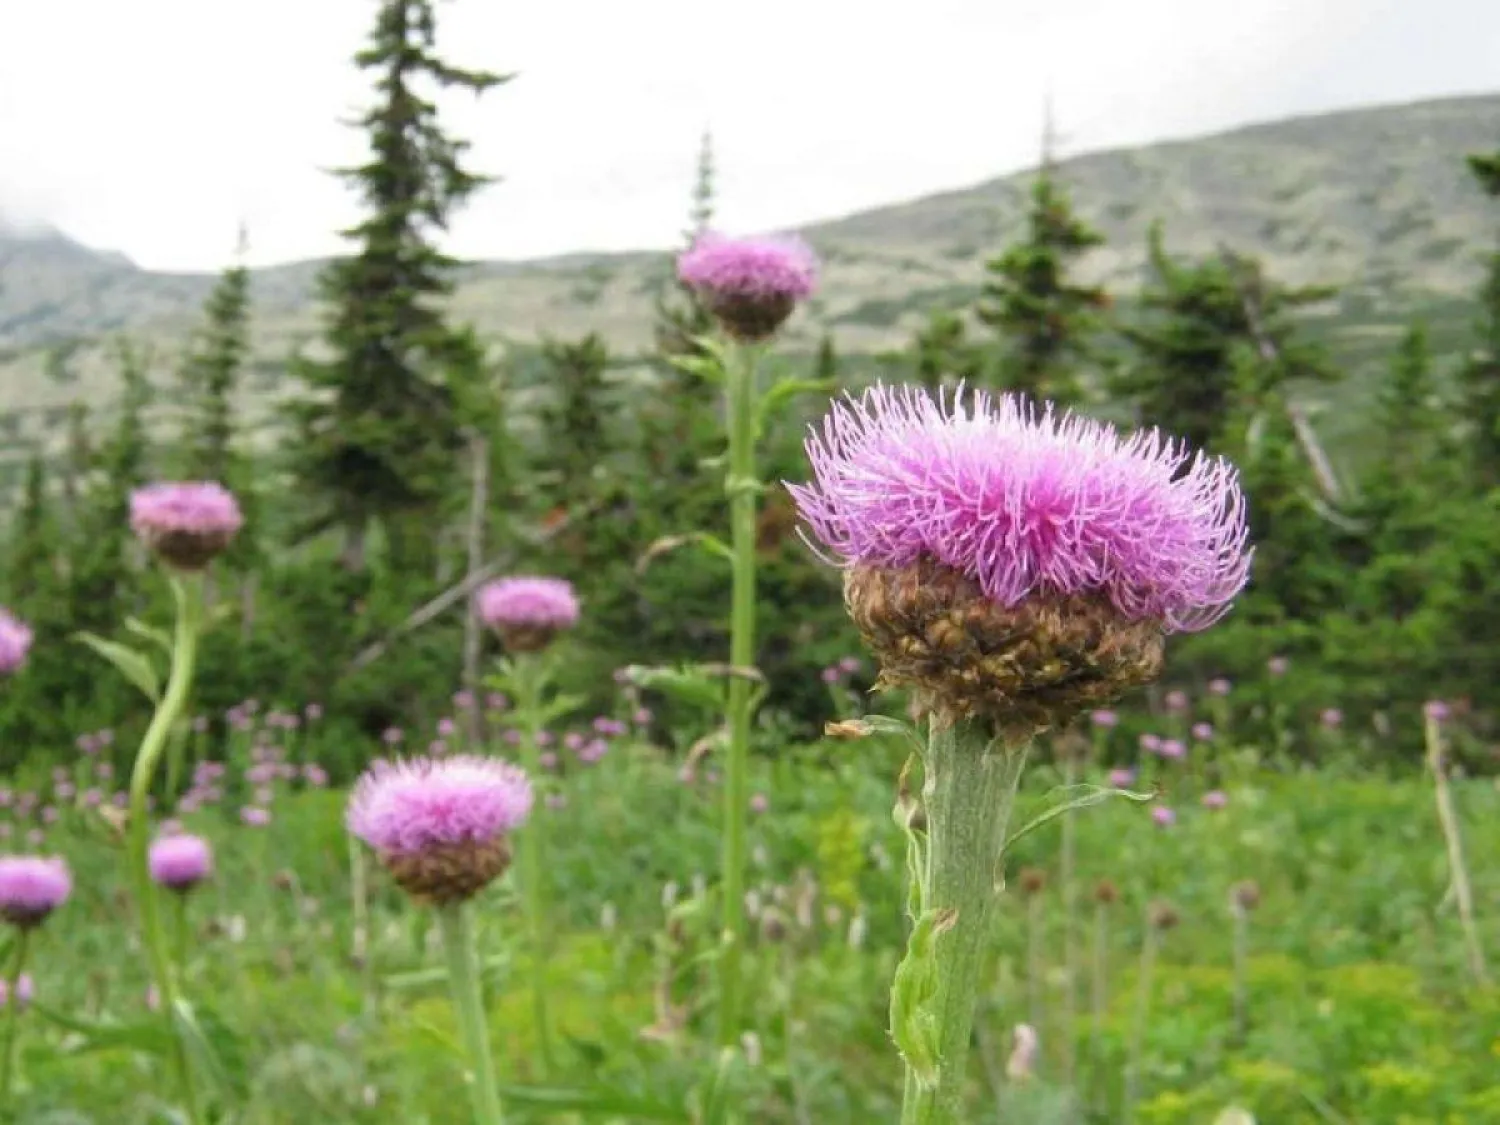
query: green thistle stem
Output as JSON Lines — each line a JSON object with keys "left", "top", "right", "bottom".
{"left": 0, "top": 929, "right": 31, "bottom": 1103}
{"left": 718, "top": 338, "right": 763, "bottom": 1047}
{"left": 126, "top": 574, "right": 205, "bottom": 1125}
{"left": 438, "top": 902, "right": 506, "bottom": 1125}
{"left": 899, "top": 718, "right": 1029, "bottom": 1125}
{"left": 511, "top": 652, "right": 554, "bottom": 1072}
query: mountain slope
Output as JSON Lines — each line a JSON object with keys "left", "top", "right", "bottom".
{"left": 0, "top": 92, "right": 1496, "bottom": 428}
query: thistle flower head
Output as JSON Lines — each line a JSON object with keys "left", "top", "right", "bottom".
{"left": 0, "top": 609, "right": 32, "bottom": 676}
{"left": 148, "top": 833, "right": 213, "bottom": 893}
{"left": 788, "top": 385, "right": 1251, "bottom": 733}
{"left": 677, "top": 232, "right": 818, "bottom": 341}
{"left": 0, "top": 855, "right": 71, "bottom": 929}
{"left": 130, "top": 482, "right": 243, "bottom": 570}
{"left": 477, "top": 576, "right": 580, "bottom": 653}
{"left": 347, "top": 755, "right": 533, "bottom": 904}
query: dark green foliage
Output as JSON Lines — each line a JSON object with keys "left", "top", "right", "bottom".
{"left": 909, "top": 309, "right": 980, "bottom": 392}
{"left": 1114, "top": 225, "right": 1339, "bottom": 454}
{"left": 537, "top": 333, "right": 613, "bottom": 511}
{"left": 974, "top": 170, "right": 1109, "bottom": 405}
{"left": 284, "top": 0, "right": 504, "bottom": 564}
{"left": 1460, "top": 149, "right": 1500, "bottom": 487}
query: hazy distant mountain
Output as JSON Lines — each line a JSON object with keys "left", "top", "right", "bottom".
{"left": 0, "top": 92, "right": 1495, "bottom": 432}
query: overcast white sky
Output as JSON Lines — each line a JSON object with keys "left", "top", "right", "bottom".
{"left": 1, "top": 0, "right": 1496, "bottom": 272}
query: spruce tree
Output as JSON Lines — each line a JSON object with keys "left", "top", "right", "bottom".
{"left": 1462, "top": 149, "right": 1500, "bottom": 487}
{"left": 286, "top": 0, "right": 504, "bottom": 568}
{"left": 179, "top": 228, "right": 251, "bottom": 485}
{"left": 9, "top": 454, "right": 60, "bottom": 606}
{"left": 1115, "top": 226, "right": 1337, "bottom": 455}
{"left": 70, "top": 343, "right": 151, "bottom": 634}
{"left": 911, "top": 309, "right": 980, "bottom": 393}
{"left": 974, "top": 164, "right": 1109, "bottom": 406}
{"left": 538, "top": 333, "right": 611, "bottom": 510}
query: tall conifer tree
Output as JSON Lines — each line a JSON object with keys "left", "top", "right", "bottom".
{"left": 286, "top": 0, "right": 503, "bottom": 568}
{"left": 1462, "top": 149, "right": 1500, "bottom": 486}
{"left": 974, "top": 116, "right": 1108, "bottom": 406}
{"left": 179, "top": 227, "right": 251, "bottom": 485}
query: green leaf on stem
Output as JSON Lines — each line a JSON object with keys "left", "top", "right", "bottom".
{"left": 124, "top": 617, "right": 174, "bottom": 656}
{"left": 635, "top": 532, "right": 734, "bottom": 574}
{"left": 889, "top": 907, "right": 956, "bottom": 1089}
{"left": 1003, "top": 784, "right": 1157, "bottom": 854}
{"left": 495, "top": 1081, "right": 690, "bottom": 1120}
{"left": 33, "top": 1005, "right": 176, "bottom": 1056}
{"left": 619, "top": 664, "right": 726, "bottom": 714}
{"left": 74, "top": 632, "right": 162, "bottom": 703}
{"left": 754, "top": 377, "right": 836, "bottom": 436}
{"left": 173, "top": 997, "right": 248, "bottom": 1098}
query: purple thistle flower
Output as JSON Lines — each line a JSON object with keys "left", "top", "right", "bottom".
{"left": 1191, "top": 722, "right": 1214, "bottom": 742}
{"left": 95, "top": 762, "right": 113, "bottom": 781}
{"left": 0, "top": 975, "right": 34, "bottom": 1011}
{"left": 677, "top": 231, "right": 818, "bottom": 341}
{"left": 820, "top": 666, "right": 841, "bottom": 684}
{"left": 149, "top": 833, "right": 213, "bottom": 893}
{"left": 1424, "top": 700, "right": 1450, "bottom": 723}
{"left": 0, "top": 855, "right": 71, "bottom": 928}
{"left": 346, "top": 755, "right": 533, "bottom": 904}
{"left": 838, "top": 656, "right": 863, "bottom": 674}
{"left": 487, "top": 692, "right": 509, "bottom": 713}
{"left": 1090, "top": 709, "right": 1119, "bottom": 729}
{"left": 789, "top": 385, "right": 1251, "bottom": 632}
{"left": 1164, "top": 690, "right": 1189, "bottom": 713}
{"left": 1158, "top": 739, "right": 1187, "bottom": 761}
{"left": 1267, "top": 656, "right": 1289, "bottom": 677}
{"left": 303, "top": 764, "right": 328, "bottom": 788}
{"left": 535, "top": 731, "right": 555, "bottom": 748}
{"left": 477, "top": 577, "right": 580, "bottom": 653}
{"left": 436, "top": 717, "right": 457, "bottom": 738}
{"left": 749, "top": 793, "right": 770, "bottom": 814}
{"left": 76, "top": 733, "right": 97, "bottom": 755}
{"left": 502, "top": 729, "right": 521, "bottom": 747}
{"left": 1320, "top": 708, "right": 1343, "bottom": 730}
{"left": 1150, "top": 806, "right": 1176, "bottom": 828}
{"left": 563, "top": 732, "right": 584, "bottom": 752}
{"left": 254, "top": 787, "right": 275, "bottom": 807}
{"left": 632, "top": 708, "right": 652, "bottom": 725}
{"left": 382, "top": 727, "right": 404, "bottom": 747}
{"left": 98, "top": 729, "right": 114, "bottom": 746}
{"left": 129, "top": 482, "right": 243, "bottom": 570}
{"left": 240, "top": 806, "right": 271, "bottom": 827}
{"left": 0, "top": 791, "right": 10, "bottom": 808}
{"left": 22, "top": 830, "right": 41, "bottom": 848}
{"left": 305, "top": 703, "right": 324, "bottom": 722}
{"left": 453, "top": 691, "right": 476, "bottom": 711}
{"left": 0, "top": 609, "right": 32, "bottom": 676}
{"left": 1208, "top": 678, "right": 1232, "bottom": 696}
{"left": 1107, "top": 767, "right": 1136, "bottom": 788}
{"left": 1139, "top": 733, "right": 1162, "bottom": 754}
{"left": 579, "top": 738, "right": 608, "bottom": 763}
{"left": 1201, "top": 789, "right": 1228, "bottom": 810}
{"left": 539, "top": 751, "right": 559, "bottom": 770}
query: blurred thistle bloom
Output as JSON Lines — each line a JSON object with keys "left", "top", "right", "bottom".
{"left": 240, "top": 806, "right": 271, "bottom": 827}
{"left": 1207, "top": 677, "right": 1232, "bottom": 697}
{"left": 820, "top": 666, "right": 841, "bottom": 684}
{"left": 1107, "top": 767, "right": 1136, "bottom": 788}
{"left": 1201, "top": 789, "right": 1228, "bottom": 810}
{"left": 305, "top": 702, "right": 324, "bottom": 721}
{"left": 563, "top": 732, "right": 584, "bottom": 752}
{"left": 436, "top": 717, "right": 457, "bottom": 738}
{"left": 545, "top": 793, "right": 567, "bottom": 811}
{"left": 1090, "top": 709, "right": 1119, "bottom": 729}
{"left": 1423, "top": 699, "right": 1450, "bottom": 723}
{"left": 1164, "top": 689, "right": 1189, "bottom": 713}
{"left": 1320, "top": 708, "right": 1343, "bottom": 730}
{"left": 1150, "top": 806, "right": 1176, "bottom": 828}
{"left": 0, "top": 855, "right": 71, "bottom": 928}
{"left": 538, "top": 751, "right": 559, "bottom": 770}
{"left": 536, "top": 731, "right": 555, "bottom": 748}
{"left": 477, "top": 576, "right": 580, "bottom": 653}
{"left": 302, "top": 764, "right": 328, "bottom": 788}
{"left": 347, "top": 755, "right": 533, "bottom": 905}
{"left": 749, "top": 793, "right": 770, "bottom": 814}
{"left": 0, "top": 974, "right": 34, "bottom": 1011}
{"left": 148, "top": 833, "right": 213, "bottom": 894}
{"left": 129, "top": 481, "right": 243, "bottom": 570}
{"left": 0, "top": 608, "right": 33, "bottom": 676}
{"left": 789, "top": 385, "right": 1250, "bottom": 734}
{"left": 452, "top": 690, "right": 476, "bottom": 710}
{"left": 381, "top": 727, "right": 403, "bottom": 746}
{"left": 838, "top": 656, "right": 862, "bottom": 674}
{"left": 676, "top": 231, "right": 818, "bottom": 341}
{"left": 1191, "top": 722, "right": 1214, "bottom": 741}
{"left": 579, "top": 739, "right": 608, "bottom": 763}
{"left": 487, "top": 692, "right": 509, "bottom": 712}
{"left": 1139, "top": 733, "right": 1163, "bottom": 753}
{"left": 1267, "top": 656, "right": 1289, "bottom": 676}
{"left": 632, "top": 708, "right": 653, "bottom": 726}
{"left": 1159, "top": 738, "right": 1187, "bottom": 760}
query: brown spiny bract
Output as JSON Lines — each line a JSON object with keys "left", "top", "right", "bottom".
{"left": 497, "top": 624, "right": 561, "bottom": 654}
{"left": 1019, "top": 867, "right": 1048, "bottom": 896}
{"left": 1094, "top": 879, "right": 1120, "bottom": 905}
{"left": 1148, "top": 901, "right": 1180, "bottom": 932}
{"left": 844, "top": 559, "right": 1165, "bottom": 738}
{"left": 380, "top": 838, "right": 512, "bottom": 906}
{"left": 1231, "top": 880, "right": 1261, "bottom": 913}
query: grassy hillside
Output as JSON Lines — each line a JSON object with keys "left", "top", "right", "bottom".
{"left": 0, "top": 92, "right": 1495, "bottom": 472}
